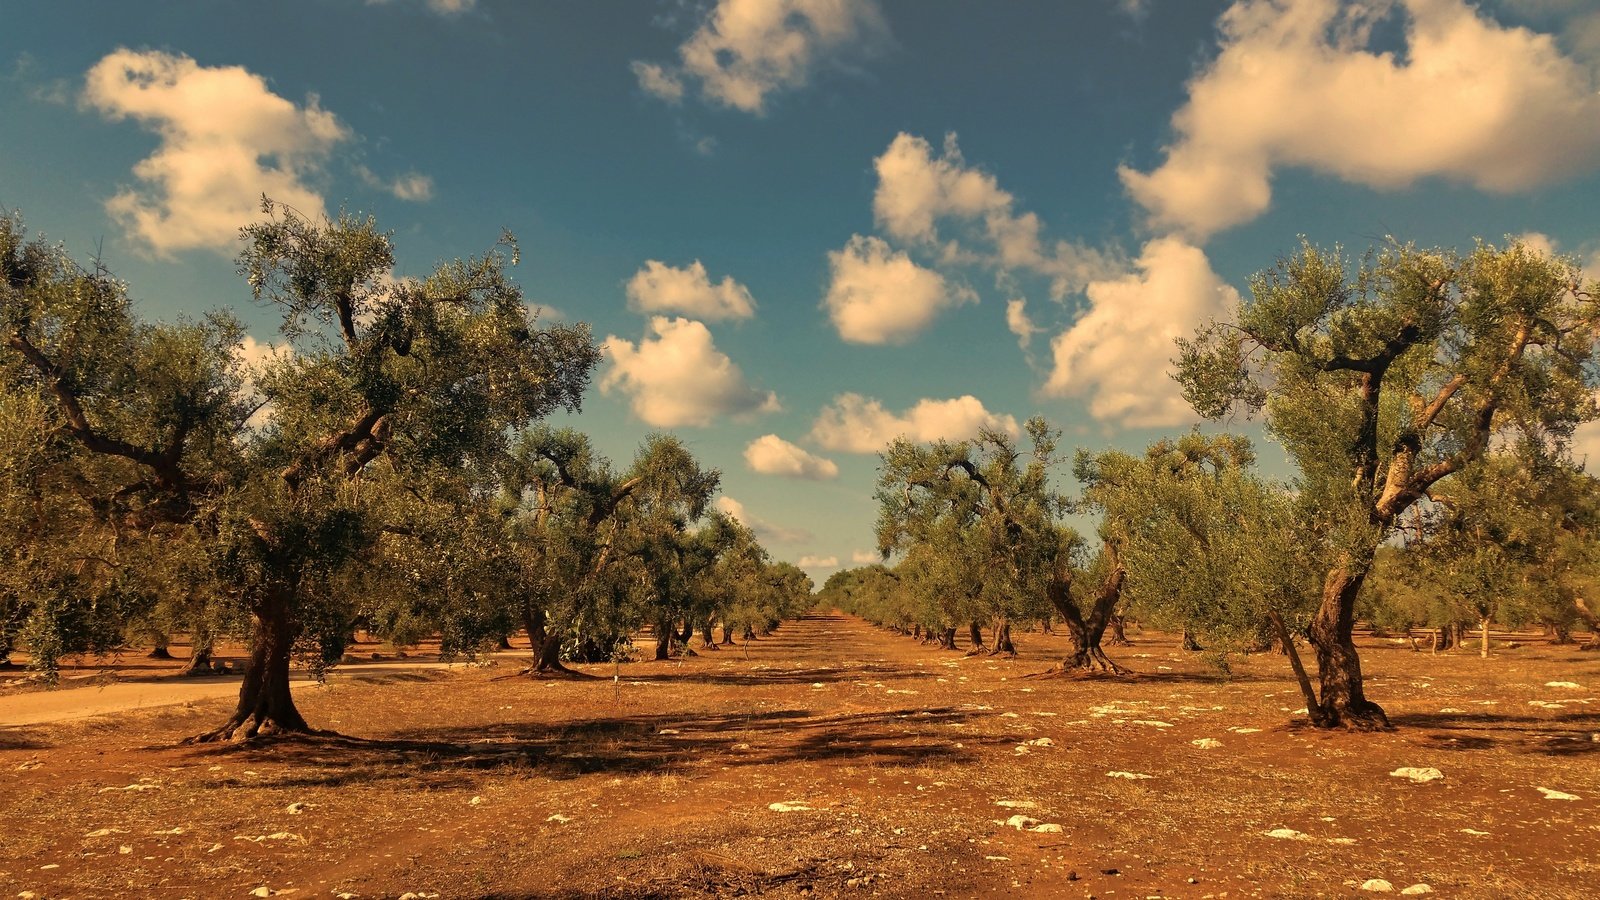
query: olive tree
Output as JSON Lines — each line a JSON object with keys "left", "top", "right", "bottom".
{"left": 1177, "top": 239, "right": 1599, "bottom": 728}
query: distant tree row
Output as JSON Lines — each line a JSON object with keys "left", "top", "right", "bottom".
{"left": 823, "top": 238, "right": 1600, "bottom": 731}
{"left": 0, "top": 204, "right": 810, "bottom": 741}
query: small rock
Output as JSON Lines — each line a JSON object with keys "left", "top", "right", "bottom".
{"left": 1106, "top": 771, "right": 1153, "bottom": 780}
{"left": 1264, "top": 828, "right": 1310, "bottom": 840}
{"left": 769, "top": 801, "right": 812, "bottom": 812}
{"left": 546, "top": 814, "right": 572, "bottom": 824}
{"left": 1389, "top": 767, "right": 1444, "bottom": 783}
{"left": 994, "top": 800, "right": 1037, "bottom": 809}
{"left": 1227, "top": 726, "right": 1262, "bottom": 734}
{"left": 1005, "top": 815, "right": 1041, "bottom": 830}
{"left": 1545, "top": 681, "right": 1582, "bottom": 689}
{"left": 250, "top": 889, "right": 272, "bottom": 899}
{"left": 285, "top": 802, "right": 311, "bottom": 814}
{"left": 1022, "top": 737, "right": 1054, "bottom": 747}
{"left": 118, "top": 845, "right": 132, "bottom": 855}
{"left": 1029, "top": 823, "right": 1064, "bottom": 834}
{"left": 1191, "top": 738, "right": 1222, "bottom": 749}
{"left": 1536, "top": 786, "right": 1580, "bottom": 801}
{"left": 1400, "top": 885, "right": 1433, "bottom": 895}
{"left": 1359, "top": 879, "right": 1394, "bottom": 892}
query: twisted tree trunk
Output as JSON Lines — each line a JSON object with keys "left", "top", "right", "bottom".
{"left": 187, "top": 585, "right": 308, "bottom": 743}
{"left": 1306, "top": 566, "right": 1390, "bottom": 730}
{"left": 1046, "top": 543, "right": 1127, "bottom": 674}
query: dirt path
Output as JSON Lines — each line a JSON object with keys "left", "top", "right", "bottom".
{"left": 0, "top": 661, "right": 484, "bottom": 727}
{"left": 2, "top": 612, "right": 1597, "bottom": 898}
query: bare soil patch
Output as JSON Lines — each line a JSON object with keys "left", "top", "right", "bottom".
{"left": 2, "top": 614, "right": 1597, "bottom": 898}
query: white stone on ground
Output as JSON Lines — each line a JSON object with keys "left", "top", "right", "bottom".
{"left": 1264, "top": 828, "right": 1310, "bottom": 840}
{"left": 1389, "top": 767, "right": 1444, "bottom": 783}
{"left": 1400, "top": 885, "right": 1433, "bottom": 895}
{"left": 769, "top": 801, "right": 812, "bottom": 812}
{"left": 1359, "top": 879, "right": 1393, "bottom": 892}
{"left": 1106, "top": 771, "right": 1153, "bottom": 780}
{"left": 1536, "top": 787, "right": 1580, "bottom": 801}
{"left": 1191, "top": 738, "right": 1221, "bottom": 749}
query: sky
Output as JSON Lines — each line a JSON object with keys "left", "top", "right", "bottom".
{"left": 4, "top": 0, "right": 1600, "bottom": 581}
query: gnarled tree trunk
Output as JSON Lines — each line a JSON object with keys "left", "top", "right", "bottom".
{"left": 1573, "top": 598, "right": 1600, "bottom": 651}
{"left": 1106, "top": 615, "right": 1130, "bottom": 646}
{"left": 655, "top": 619, "right": 673, "bottom": 661}
{"left": 1046, "top": 542, "right": 1127, "bottom": 674}
{"left": 188, "top": 586, "right": 308, "bottom": 742}
{"left": 720, "top": 623, "right": 735, "bottom": 645}
{"left": 179, "top": 640, "right": 213, "bottom": 677}
{"left": 967, "top": 620, "right": 985, "bottom": 654}
{"left": 1307, "top": 566, "right": 1390, "bottom": 730}
{"left": 990, "top": 620, "right": 1016, "bottom": 656}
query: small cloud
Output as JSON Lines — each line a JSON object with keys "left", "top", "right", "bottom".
{"left": 850, "top": 549, "right": 881, "bottom": 565}
{"left": 1044, "top": 236, "right": 1238, "bottom": 428}
{"left": 632, "top": 0, "right": 890, "bottom": 115}
{"left": 744, "top": 434, "right": 838, "bottom": 480}
{"left": 810, "top": 392, "right": 1018, "bottom": 454}
{"left": 356, "top": 164, "right": 434, "bottom": 202}
{"left": 715, "top": 495, "right": 813, "bottom": 545}
{"left": 797, "top": 554, "right": 839, "bottom": 569}
{"left": 823, "top": 234, "right": 967, "bottom": 344}
{"left": 626, "top": 259, "right": 755, "bottom": 321}
{"left": 601, "top": 316, "right": 778, "bottom": 427}
{"left": 632, "top": 61, "right": 685, "bottom": 103}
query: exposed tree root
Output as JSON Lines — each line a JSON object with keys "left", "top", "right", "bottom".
{"left": 183, "top": 714, "right": 326, "bottom": 745}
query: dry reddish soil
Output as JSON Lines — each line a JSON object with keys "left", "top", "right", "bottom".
{"left": 2, "top": 612, "right": 1597, "bottom": 899}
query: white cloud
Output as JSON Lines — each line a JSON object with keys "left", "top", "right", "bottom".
{"left": 601, "top": 316, "right": 779, "bottom": 427}
{"left": 626, "top": 260, "right": 756, "bottom": 321}
{"left": 823, "top": 234, "right": 968, "bottom": 344}
{"left": 850, "top": 549, "right": 881, "bottom": 564}
{"left": 355, "top": 165, "right": 434, "bottom": 202}
{"left": 797, "top": 554, "right": 839, "bottom": 568}
{"left": 809, "top": 392, "right": 1020, "bottom": 453}
{"left": 631, "top": 61, "right": 686, "bottom": 103}
{"left": 744, "top": 434, "right": 839, "bottom": 480}
{"left": 1511, "top": 231, "right": 1600, "bottom": 281}
{"left": 872, "top": 132, "right": 1121, "bottom": 298}
{"left": 233, "top": 334, "right": 292, "bottom": 429}
{"left": 83, "top": 49, "right": 350, "bottom": 255}
{"left": 633, "top": 0, "right": 889, "bottom": 114}
{"left": 1121, "top": 0, "right": 1600, "bottom": 239}
{"left": 1044, "top": 236, "right": 1241, "bottom": 428}
{"left": 1005, "top": 297, "right": 1039, "bottom": 352}
{"left": 715, "top": 495, "right": 814, "bottom": 544}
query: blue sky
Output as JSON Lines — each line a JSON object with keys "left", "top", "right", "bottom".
{"left": 4, "top": 0, "right": 1600, "bottom": 579}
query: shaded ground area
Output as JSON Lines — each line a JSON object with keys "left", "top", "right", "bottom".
{"left": 2, "top": 613, "right": 1597, "bottom": 898}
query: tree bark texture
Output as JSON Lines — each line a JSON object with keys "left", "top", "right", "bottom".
{"left": 1307, "top": 566, "right": 1390, "bottom": 730}
{"left": 188, "top": 586, "right": 309, "bottom": 742}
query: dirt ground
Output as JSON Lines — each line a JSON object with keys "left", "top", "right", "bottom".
{"left": 2, "top": 613, "right": 1597, "bottom": 899}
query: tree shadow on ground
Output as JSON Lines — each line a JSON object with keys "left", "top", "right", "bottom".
{"left": 0, "top": 728, "right": 48, "bottom": 750}
{"left": 178, "top": 705, "right": 997, "bottom": 791}
{"left": 629, "top": 663, "right": 926, "bottom": 687}
{"left": 1389, "top": 710, "right": 1600, "bottom": 757}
